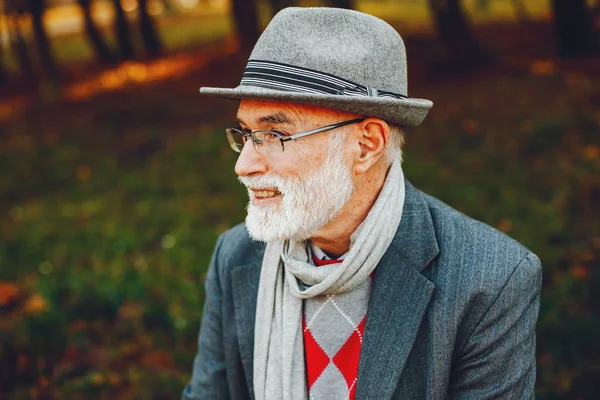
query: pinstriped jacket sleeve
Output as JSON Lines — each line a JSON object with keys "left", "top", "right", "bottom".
{"left": 448, "top": 252, "right": 542, "bottom": 399}
{"left": 182, "top": 235, "right": 230, "bottom": 400}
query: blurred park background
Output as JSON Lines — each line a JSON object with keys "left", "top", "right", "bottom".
{"left": 0, "top": 0, "right": 599, "bottom": 398}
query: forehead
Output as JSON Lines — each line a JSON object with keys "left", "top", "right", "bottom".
{"left": 236, "top": 99, "right": 349, "bottom": 126}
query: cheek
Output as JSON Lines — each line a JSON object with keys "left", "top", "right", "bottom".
{"left": 271, "top": 142, "right": 329, "bottom": 177}
{"left": 266, "top": 155, "right": 304, "bottom": 179}
{"left": 302, "top": 136, "right": 332, "bottom": 164}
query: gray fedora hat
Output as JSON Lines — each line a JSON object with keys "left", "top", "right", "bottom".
{"left": 200, "top": 7, "right": 433, "bottom": 126}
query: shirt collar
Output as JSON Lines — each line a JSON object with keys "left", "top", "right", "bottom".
{"left": 309, "top": 241, "right": 347, "bottom": 261}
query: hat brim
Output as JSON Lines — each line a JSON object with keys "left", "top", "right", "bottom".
{"left": 199, "top": 86, "right": 433, "bottom": 127}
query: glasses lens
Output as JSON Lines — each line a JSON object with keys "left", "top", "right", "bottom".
{"left": 225, "top": 129, "right": 245, "bottom": 153}
{"left": 253, "top": 131, "right": 284, "bottom": 155}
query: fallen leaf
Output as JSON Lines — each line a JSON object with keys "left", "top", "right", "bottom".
{"left": 23, "top": 293, "right": 49, "bottom": 314}
{"left": 0, "top": 282, "right": 20, "bottom": 307}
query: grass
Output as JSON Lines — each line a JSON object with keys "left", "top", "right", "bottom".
{"left": 1, "top": 121, "right": 248, "bottom": 398}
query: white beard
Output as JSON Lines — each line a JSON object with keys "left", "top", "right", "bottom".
{"left": 238, "top": 139, "right": 354, "bottom": 242}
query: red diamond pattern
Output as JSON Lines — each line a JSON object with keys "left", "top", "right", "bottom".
{"left": 304, "top": 254, "right": 370, "bottom": 399}
{"left": 333, "top": 316, "right": 366, "bottom": 398}
{"left": 304, "top": 312, "right": 367, "bottom": 399}
{"left": 303, "top": 317, "right": 331, "bottom": 389}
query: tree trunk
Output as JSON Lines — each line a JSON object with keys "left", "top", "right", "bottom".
{"left": 159, "top": 0, "right": 173, "bottom": 14}
{"left": 267, "top": 0, "right": 294, "bottom": 16}
{"left": 510, "top": 0, "right": 529, "bottom": 21}
{"left": 231, "top": 0, "right": 260, "bottom": 52}
{"left": 7, "top": 16, "right": 37, "bottom": 86}
{"left": 0, "top": 32, "right": 5, "bottom": 85}
{"left": 28, "top": 0, "right": 60, "bottom": 86}
{"left": 78, "top": 0, "right": 114, "bottom": 63}
{"left": 475, "top": 0, "right": 489, "bottom": 12}
{"left": 551, "top": 0, "right": 598, "bottom": 58}
{"left": 138, "top": 0, "right": 162, "bottom": 58}
{"left": 111, "top": 0, "right": 134, "bottom": 60}
{"left": 327, "top": 0, "right": 353, "bottom": 9}
{"left": 592, "top": 1, "right": 600, "bottom": 18}
{"left": 429, "top": 0, "right": 489, "bottom": 70}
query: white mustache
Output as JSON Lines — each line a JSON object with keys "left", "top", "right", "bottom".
{"left": 238, "top": 174, "right": 300, "bottom": 193}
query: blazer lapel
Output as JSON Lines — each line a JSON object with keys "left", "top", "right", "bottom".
{"left": 356, "top": 181, "right": 439, "bottom": 400}
{"left": 231, "top": 262, "right": 262, "bottom": 400}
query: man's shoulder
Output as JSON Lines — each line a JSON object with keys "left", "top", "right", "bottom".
{"left": 214, "top": 222, "right": 266, "bottom": 268}
{"left": 413, "top": 188, "right": 542, "bottom": 323}
{"left": 419, "top": 189, "right": 539, "bottom": 277}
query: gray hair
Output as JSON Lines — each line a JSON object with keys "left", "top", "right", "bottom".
{"left": 328, "top": 121, "right": 405, "bottom": 164}
{"left": 386, "top": 123, "right": 405, "bottom": 163}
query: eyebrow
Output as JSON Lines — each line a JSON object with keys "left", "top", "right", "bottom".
{"left": 235, "top": 112, "right": 295, "bottom": 127}
{"left": 259, "top": 112, "right": 294, "bottom": 125}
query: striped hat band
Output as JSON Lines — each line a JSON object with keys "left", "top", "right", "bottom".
{"left": 240, "top": 60, "right": 407, "bottom": 100}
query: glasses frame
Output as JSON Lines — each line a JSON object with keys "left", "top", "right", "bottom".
{"left": 226, "top": 118, "right": 365, "bottom": 154}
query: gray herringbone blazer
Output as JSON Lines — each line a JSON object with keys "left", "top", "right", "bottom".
{"left": 183, "top": 181, "right": 542, "bottom": 399}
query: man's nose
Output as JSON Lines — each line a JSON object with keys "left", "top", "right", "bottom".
{"left": 234, "top": 140, "right": 268, "bottom": 177}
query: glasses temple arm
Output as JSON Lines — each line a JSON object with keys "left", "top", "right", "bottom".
{"left": 282, "top": 118, "right": 365, "bottom": 142}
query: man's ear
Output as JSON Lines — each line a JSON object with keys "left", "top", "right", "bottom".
{"left": 353, "top": 118, "right": 389, "bottom": 175}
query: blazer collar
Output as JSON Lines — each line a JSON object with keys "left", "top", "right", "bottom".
{"left": 390, "top": 180, "right": 440, "bottom": 272}
{"left": 356, "top": 180, "right": 439, "bottom": 399}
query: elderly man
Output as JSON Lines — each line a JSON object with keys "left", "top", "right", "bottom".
{"left": 183, "top": 7, "right": 542, "bottom": 400}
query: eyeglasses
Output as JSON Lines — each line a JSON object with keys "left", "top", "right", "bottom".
{"left": 225, "top": 118, "right": 364, "bottom": 155}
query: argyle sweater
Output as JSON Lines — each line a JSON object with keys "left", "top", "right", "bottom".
{"left": 302, "top": 250, "right": 372, "bottom": 400}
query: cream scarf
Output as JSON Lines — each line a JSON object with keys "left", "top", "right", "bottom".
{"left": 253, "top": 160, "right": 405, "bottom": 400}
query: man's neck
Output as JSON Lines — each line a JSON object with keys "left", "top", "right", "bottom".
{"left": 309, "top": 164, "right": 389, "bottom": 257}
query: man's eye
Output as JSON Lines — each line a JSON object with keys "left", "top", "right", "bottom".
{"left": 269, "top": 129, "right": 288, "bottom": 138}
